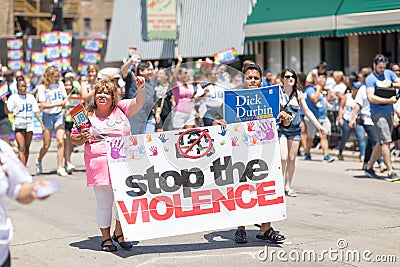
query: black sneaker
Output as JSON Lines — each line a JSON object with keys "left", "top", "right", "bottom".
{"left": 364, "top": 168, "right": 378, "bottom": 178}
{"left": 385, "top": 172, "right": 400, "bottom": 182}
{"left": 234, "top": 229, "right": 247, "bottom": 244}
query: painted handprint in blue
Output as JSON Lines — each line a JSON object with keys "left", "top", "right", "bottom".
{"left": 110, "top": 138, "right": 125, "bottom": 159}
{"left": 158, "top": 133, "right": 169, "bottom": 143}
{"left": 138, "top": 145, "right": 146, "bottom": 156}
{"left": 218, "top": 125, "right": 227, "bottom": 136}
{"left": 242, "top": 133, "right": 249, "bottom": 143}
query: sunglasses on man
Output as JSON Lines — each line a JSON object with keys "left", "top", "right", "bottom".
{"left": 374, "top": 57, "right": 389, "bottom": 64}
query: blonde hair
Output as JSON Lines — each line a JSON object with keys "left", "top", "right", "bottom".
{"left": 333, "top": 71, "right": 344, "bottom": 82}
{"left": 38, "top": 66, "right": 59, "bottom": 88}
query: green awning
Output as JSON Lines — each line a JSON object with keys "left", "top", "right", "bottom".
{"left": 336, "top": 0, "right": 400, "bottom": 36}
{"left": 245, "top": 1, "right": 341, "bottom": 40}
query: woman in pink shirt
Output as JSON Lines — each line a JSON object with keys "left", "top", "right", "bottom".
{"left": 71, "top": 78, "right": 145, "bottom": 252}
{"left": 170, "top": 54, "right": 196, "bottom": 129}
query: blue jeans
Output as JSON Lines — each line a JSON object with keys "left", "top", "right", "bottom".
{"left": 363, "top": 124, "right": 383, "bottom": 165}
{"left": 339, "top": 119, "right": 365, "bottom": 157}
{"left": 144, "top": 116, "right": 156, "bottom": 134}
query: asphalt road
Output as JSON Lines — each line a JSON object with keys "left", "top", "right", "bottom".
{"left": 6, "top": 139, "right": 399, "bottom": 266}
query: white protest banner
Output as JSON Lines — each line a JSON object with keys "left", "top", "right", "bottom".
{"left": 107, "top": 118, "right": 286, "bottom": 241}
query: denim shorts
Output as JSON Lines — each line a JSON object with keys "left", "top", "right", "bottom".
{"left": 278, "top": 127, "right": 302, "bottom": 140}
{"left": 43, "top": 112, "right": 64, "bottom": 129}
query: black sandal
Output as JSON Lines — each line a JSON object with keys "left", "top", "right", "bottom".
{"left": 101, "top": 238, "right": 117, "bottom": 252}
{"left": 112, "top": 232, "right": 133, "bottom": 249}
{"left": 256, "top": 227, "right": 286, "bottom": 243}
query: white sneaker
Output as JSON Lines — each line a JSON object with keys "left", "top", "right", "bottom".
{"left": 57, "top": 168, "right": 68, "bottom": 177}
{"left": 65, "top": 163, "right": 75, "bottom": 174}
{"left": 36, "top": 162, "right": 43, "bottom": 174}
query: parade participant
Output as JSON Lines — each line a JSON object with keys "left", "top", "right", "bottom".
{"left": 170, "top": 52, "right": 196, "bottom": 129}
{"left": 154, "top": 68, "right": 173, "bottom": 131}
{"left": 80, "top": 64, "right": 99, "bottom": 103}
{"left": 305, "top": 61, "right": 327, "bottom": 86}
{"left": 278, "top": 68, "right": 326, "bottom": 197}
{"left": 364, "top": 54, "right": 400, "bottom": 181}
{"left": 349, "top": 81, "right": 385, "bottom": 170}
{"left": 36, "top": 66, "right": 68, "bottom": 176}
{"left": 195, "top": 67, "right": 225, "bottom": 126}
{"left": 7, "top": 79, "right": 45, "bottom": 165}
{"left": 0, "top": 139, "right": 49, "bottom": 266}
{"left": 71, "top": 78, "right": 146, "bottom": 252}
{"left": 303, "top": 77, "right": 335, "bottom": 162}
{"left": 337, "top": 82, "right": 365, "bottom": 162}
{"left": 213, "top": 64, "right": 291, "bottom": 244}
{"left": 62, "top": 77, "right": 80, "bottom": 174}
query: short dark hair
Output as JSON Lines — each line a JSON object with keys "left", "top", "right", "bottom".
{"left": 242, "top": 63, "right": 262, "bottom": 78}
{"left": 316, "top": 61, "right": 327, "bottom": 69}
{"left": 137, "top": 62, "right": 150, "bottom": 75}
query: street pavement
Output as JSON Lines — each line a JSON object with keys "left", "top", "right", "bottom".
{"left": 6, "top": 139, "right": 400, "bottom": 266}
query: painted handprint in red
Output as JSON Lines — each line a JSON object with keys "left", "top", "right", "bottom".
{"left": 129, "top": 136, "right": 138, "bottom": 146}
{"left": 247, "top": 121, "right": 255, "bottom": 132}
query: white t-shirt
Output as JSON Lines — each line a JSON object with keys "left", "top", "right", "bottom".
{"left": 37, "top": 81, "right": 67, "bottom": 114}
{"left": 354, "top": 85, "right": 373, "bottom": 126}
{"left": 0, "top": 140, "right": 32, "bottom": 265}
{"left": 7, "top": 94, "right": 40, "bottom": 129}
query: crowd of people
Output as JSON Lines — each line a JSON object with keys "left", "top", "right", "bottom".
{"left": 1, "top": 52, "right": 400, "bottom": 260}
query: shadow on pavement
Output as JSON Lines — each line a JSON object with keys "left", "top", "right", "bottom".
{"left": 69, "top": 230, "right": 284, "bottom": 258}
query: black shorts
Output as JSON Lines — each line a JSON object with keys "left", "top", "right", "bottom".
{"left": 65, "top": 121, "right": 74, "bottom": 133}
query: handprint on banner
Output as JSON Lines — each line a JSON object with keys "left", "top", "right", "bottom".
{"left": 146, "top": 135, "right": 152, "bottom": 142}
{"left": 247, "top": 121, "right": 255, "bottom": 132}
{"left": 233, "top": 125, "right": 239, "bottom": 132}
{"left": 252, "top": 137, "right": 258, "bottom": 145}
{"left": 158, "top": 134, "right": 169, "bottom": 143}
{"left": 231, "top": 137, "right": 239, "bottom": 147}
{"left": 218, "top": 125, "right": 227, "bottom": 136}
{"left": 138, "top": 145, "right": 146, "bottom": 156}
{"left": 110, "top": 139, "right": 125, "bottom": 159}
{"left": 149, "top": 146, "right": 158, "bottom": 156}
{"left": 129, "top": 136, "right": 138, "bottom": 146}
{"left": 242, "top": 133, "right": 249, "bottom": 143}
{"left": 220, "top": 140, "right": 226, "bottom": 146}
{"left": 255, "top": 120, "right": 275, "bottom": 141}
{"left": 164, "top": 147, "right": 169, "bottom": 152}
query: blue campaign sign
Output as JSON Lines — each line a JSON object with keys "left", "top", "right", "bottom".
{"left": 224, "top": 85, "right": 280, "bottom": 124}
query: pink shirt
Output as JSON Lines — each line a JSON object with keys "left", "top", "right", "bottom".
{"left": 172, "top": 82, "right": 195, "bottom": 113}
{"left": 71, "top": 100, "right": 131, "bottom": 186}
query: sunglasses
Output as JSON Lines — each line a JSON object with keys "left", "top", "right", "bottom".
{"left": 284, "top": 74, "right": 295, "bottom": 79}
{"left": 375, "top": 57, "right": 389, "bottom": 63}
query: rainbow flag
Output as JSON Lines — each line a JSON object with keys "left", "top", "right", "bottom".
{"left": 81, "top": 39, "right": 103, "bottom": 52}
{"left": 60, "top": 44, "right": 72, "bottom": 58}
{"left": 77, "top": 62, "right": 89, "bottom": 75}
{"left": 7, "top": 49, "right": 23, "bottom": 60}
{"left": 32, "top": 52, "right": 46, "bottom": 64}
{"left": 214, "top": 47, "right": 239, "bottom": 64}
{"left": 79, "top": 51, "right": 101, "bottom": 64}
{"left": 6, "top": 39, "right": 23, "bottom": 50}
{"left": 41, "top": 31, "right": 59, "bottom": 46}
{"left": 31, "top": 63, "right": 46, "bottom": 77}
{"left": 43, "top": 45, "right": 61, "bottom": 60}
{"left": 8, "top": 60, "right": 25, "bottom": 70}
{"left": 59, "top": 31, "right": 72, "bottom": 45}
